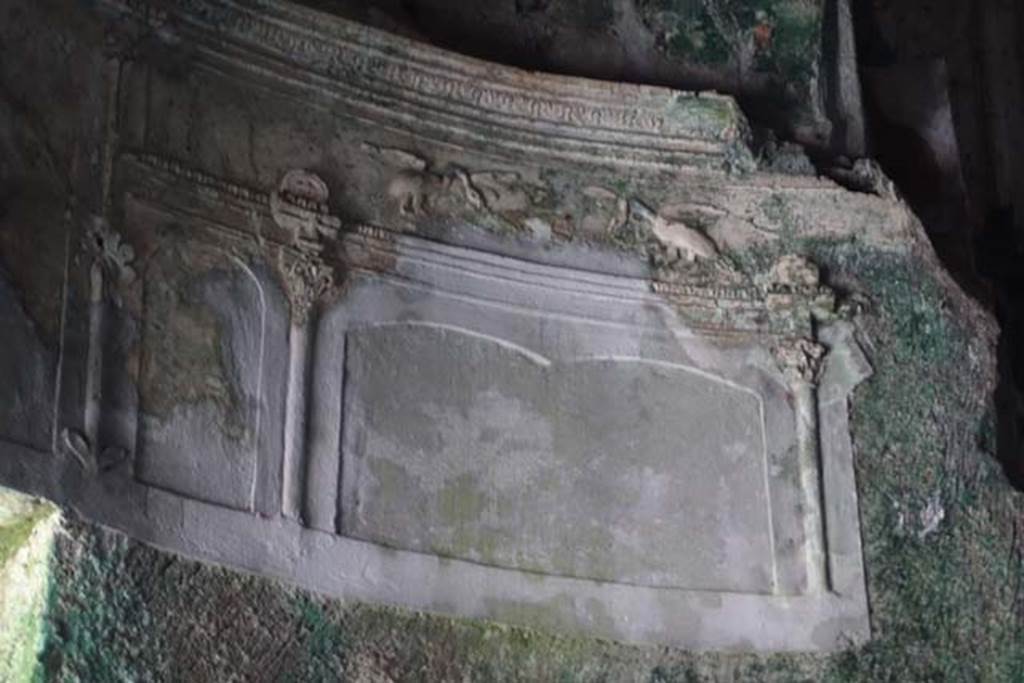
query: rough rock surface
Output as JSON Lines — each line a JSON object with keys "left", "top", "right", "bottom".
{"left": 295, "top": 0, "right": 861, "bottom": 153}
{"left": 34, "top": 234, "right": 1024, "bottom": 680}
{"left": 0, "top": 0, "right": 1021, "bottom": 678}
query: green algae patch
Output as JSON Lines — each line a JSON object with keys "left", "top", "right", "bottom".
{"left": 39, "top": 517, "right": 829, "bottom": 681}
{"left": 642, "top": 0, "right": 823, "bottom": 82}
{"left": 811, "top": 250, "right": 1024, "bottom": 681}
{"left": 30, "top": 237, "right": 1024, "bottom": 680}
{"left": 668, "top": 93, "right": 746, "bottom": 139}
{"left": 437, "top": 473, "right": 488, "bottom": 528}
{"left": 734, "top": 236, "right": 1024, "bottom": 681}
{"left": 483, "top": 595, "right": 580, "bottom": 635}
{"left": 0, "top": 488, "right": 59, "bottom": 683}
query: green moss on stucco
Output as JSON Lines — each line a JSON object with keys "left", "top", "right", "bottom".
{"left": 642, "top": 0, "right": 823, "bottom": 129}
{"left": 281, "top": 594, "right": 348, "bottom": 682}
{"left": 30, "top": 239, "right": 1024, "bottom": 681}
{"left": 758, "top": 193, "right": 802, "bottom": 236}
{"left": 141, "top": 244, "right": 251, "bottom": 442}
{"left": 437, "top": 473, "right": 487, "bottom": 527}
{"left": 582, "top": 598, "right": 617, "bottom": 637}
{"left": 736, "top": 237, "right": 1024, "bottom": 681}
{"left": 647, "top": 0, "right": 821, "bottom": 78}
{"left": 548, "top": 524, "right": 617, "bottom": 580}
{"left": 0, "top": 493, "right": 58, "bottom": 683}
{"left": 671, "top": 94, "right": 742, "bottom": 139}
{"left": 483, "top": 595, "right": 579, "bottom": 635}
{"left": 40, "top": 527, "right": 162, "bottom": 681}
{"left": 837, "top": 269, "right": 1020, "bottom": 680}
{"left": 446, "top": 523, "right": 502, "bottom": 567}
{"left": 766, "top": 1, "right": 821, "bottom": 83}
{"left": 367, "top": 457, "right": 414, "bottom": 505}
{"left": 0, "top": 507, "right": 50, "bottom": 569}
{"left": 37, "top": 517, "right": 828, "bottom": 681}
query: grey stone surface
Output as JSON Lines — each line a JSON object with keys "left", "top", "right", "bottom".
{"left": 342, "top": 322, "right": 771, "bottom": 592}
{"left": 0, "top": 0, "right": 886, "bottom": 652}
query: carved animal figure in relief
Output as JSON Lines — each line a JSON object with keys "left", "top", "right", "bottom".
{"left": 385, "top": 167, "right": 486, "bottom": 217}
{"left": 364, "top": 147, "right": 483, "bottom": 218}
{"left": 386, "top": 169, "right": 431, "bottom": 216}
{"left": 471, "top": 171, "right": 549, "bottom": 213}
{"left": 362, "top": 143, "right": 431, "bottom": 216}
{"left": 629, "top": 199, "right": 718, "bottom": 262}
{"left": 583, "top": 186, "right": 629, "bottom": 234}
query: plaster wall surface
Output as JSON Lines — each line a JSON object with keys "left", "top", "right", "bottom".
{"left": 0, "top": 0, "right": 927, "bottom": 654}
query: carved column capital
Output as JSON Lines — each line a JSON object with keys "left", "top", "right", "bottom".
{"left": 278, "top": 249, "right": 336, "bottom": 326}
{"left": 773, "top": 337, "right": 827, "bottom": 386}
{"left": 269, "top": 169, "right": 342, "bottom": 324}
{"left": 764, "top": 254, "right": 835, "bottom": 311}
{"left": 82, "top": 215, "right": 136, "bottom": 286}
{"left": 761, "top": 254, "right": 837, "bottom": 340}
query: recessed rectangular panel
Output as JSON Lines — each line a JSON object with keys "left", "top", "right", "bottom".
{"left": 340, "top": 322, "right": 774, "bottom": 593}
{"left": 0, "top": 0, "right": 876, "bottom": 652}
{"left": 136, "top": 237, "right": 268, "bottom": 511}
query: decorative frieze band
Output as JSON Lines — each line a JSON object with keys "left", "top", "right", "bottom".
{"left": 122, "top": 152, "right": 845, "bottom": 346}
{"left": 98, "top": 0, "right": 743, "bottom": 170}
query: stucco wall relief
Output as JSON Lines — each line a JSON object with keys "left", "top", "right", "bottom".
{"left": 0, "top": 0, "right": 887, "bottom": 653}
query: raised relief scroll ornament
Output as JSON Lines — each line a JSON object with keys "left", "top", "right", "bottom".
{"left": 270, "top": 170, "right": 342, "bottom": 521}
{"left": 83, "top": 216, "right": 137, "bottom": 289}
{"left": 61, "top": 216, "right": 136, "bottom": 474}
{"left": 774, "top": 337, "right": 827, "bottom": 386}
{"left": 271, "top": 169, "right": 342, "bottom": 323}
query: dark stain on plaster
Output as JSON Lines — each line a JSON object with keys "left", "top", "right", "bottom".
{"left": 140, "top": 244, "right": 250, "bottom": 442}
{"left": 0, "top": 194, "right": 67, "bottom": 349}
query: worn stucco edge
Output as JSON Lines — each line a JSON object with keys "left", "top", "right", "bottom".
{"left": 0, "top": 315, "right": 869, "bottom": 655}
